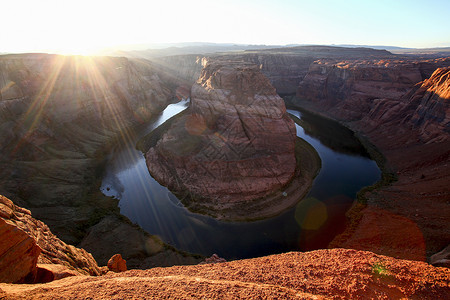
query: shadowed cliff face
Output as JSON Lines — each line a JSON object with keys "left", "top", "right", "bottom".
{"left": 0, "top": 54, "right": 204, "bottom": 268}
{"left": 143, "top": 60, "right": 298, "bottom": 217}
{"left": 294, "top": 61, "right": 450, "bottom": 259}
{"left": 0, "top": 54, "right": 173, "bottom": 243}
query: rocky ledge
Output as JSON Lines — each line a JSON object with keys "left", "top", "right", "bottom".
{"left": 0, "top": 195, "right": 102, "bottom": 283}
{"left": 1, "top": 248, "right": 449, "bottom": 299}
{"left": 140, "top": 60, "right": 320, "bottom": 220}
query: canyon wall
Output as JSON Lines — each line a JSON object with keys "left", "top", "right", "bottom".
{"left": 150, "top": 46, "right": 395, "bottom": 95}
{"left": 292, "top": 58, "right": 450, "bottom": 259}
{"left": 296, "top": 58, "right": 450, "bottom": 121}
{"left": 0, "top": 54, "right": 171, "bottom": 242}
{"left": 0, "top": 54, "right": 201, "bottom": 267}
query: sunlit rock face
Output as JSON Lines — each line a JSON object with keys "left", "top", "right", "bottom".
{"left": 145, "top": 60, "right": 297, "bottom": 204}
{"left": 0, "top": 195, "right": 102, "bottom": 283}
{"left": 359, "top": 67, "right": 450, "bottom": 144}
{"left": 408, "top": 67, "right": 450, "bottom": 142}
{"left": 0, "top": 54, "right": 173, "bottom": 243}
{"left": 296, "top": 58, "right": 450, "bottom": 121}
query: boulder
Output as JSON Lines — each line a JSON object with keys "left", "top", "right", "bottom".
{"left": 0, "top": 195, "right": 102, "bottom": 278}
{"left": 430, "top": 244, "right": 450, "bottom": 268}
{"left": 0, "top": 217, "right": 41, "bottom": 283}
{"left": 200, "top": 254, "right": 227, "bottom": 264}
{"left": 107, "top": 254, "right": 127, "bottom": 272}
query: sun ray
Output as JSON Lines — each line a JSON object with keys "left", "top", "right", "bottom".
{"left": 81, "top": 57, "right": 137, "bottom": 151}
{"left": 12, "top": 55, "right": 66, "bottom": 155}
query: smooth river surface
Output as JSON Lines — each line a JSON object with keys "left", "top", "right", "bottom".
{"left": 101, "top": 100, "right": 380, "bottom": 259}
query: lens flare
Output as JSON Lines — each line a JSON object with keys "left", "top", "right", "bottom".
{"left": 295, "top": 197, "right": 328, "bottom": 230}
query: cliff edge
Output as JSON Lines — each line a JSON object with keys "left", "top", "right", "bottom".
{"left": 1, "top": 249, "right": 449, "bottom": 299}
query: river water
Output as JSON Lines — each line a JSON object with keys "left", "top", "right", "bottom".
{"left": 101, "top": 100, "right": 380, "bottom": 259}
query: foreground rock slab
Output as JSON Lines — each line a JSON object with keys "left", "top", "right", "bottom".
{"left": 1, "top": 249, "right": 449, "bottom": 299}
{"left": 0, "top": 199, "right": 41, "bottom": 283}
{"left": 0, "top": 195, "right": 102, "bottom": 280}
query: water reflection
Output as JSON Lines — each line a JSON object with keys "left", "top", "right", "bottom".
{"left": 289, "top": 109, "right": 369, "bottom": 157}
{"left": 101, "top": 101, "right": 380, "bottom": 259}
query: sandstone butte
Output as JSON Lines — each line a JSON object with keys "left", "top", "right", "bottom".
{"left": 142, "top": 60, "right": 313, "bottom": 220}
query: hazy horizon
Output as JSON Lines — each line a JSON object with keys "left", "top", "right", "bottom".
{"left": 2, "top": 0, "right": 450, "bottom": 55}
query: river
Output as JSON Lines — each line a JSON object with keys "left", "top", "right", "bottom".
{"left": 101, "top": 99, "right": 380, "bottom": 259}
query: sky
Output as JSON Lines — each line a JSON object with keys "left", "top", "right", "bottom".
{"left": 2, "top": 0, "right": 450, "bottom": 54}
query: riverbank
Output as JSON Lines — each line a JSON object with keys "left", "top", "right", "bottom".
{"left": 286, "top": 95, "right": 450, "bottom": 261}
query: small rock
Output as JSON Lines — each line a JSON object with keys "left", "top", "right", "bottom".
{"left": 107, "top": 254, "right": 127, "bottom": 272}
{"left": 36, "top": 264, "right": 79, "bottom": 282}
{"left": 430, "top": 244, "right": 450, "bottom": 268}
{"left": 200, "top": 254, "right": 227, "bottom": 264}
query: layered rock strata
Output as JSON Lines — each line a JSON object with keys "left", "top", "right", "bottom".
{"left": 296, "top": 58, "right": 450, "bottom": 121}
{"left": 143, "top": 61, "right": 301, "bottom": 218}
{"left": 293, "top": 61, "right": 450, "bottom": 260}
{"left": 150, "top": 45, "right": 396, "bottom": 95}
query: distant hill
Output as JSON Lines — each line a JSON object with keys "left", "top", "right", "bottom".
{"left": 389, "top": 47, "right": 450, "bottom": 56}
{"left": 3, "top": 42, "right": 448, "bottom": 59}
{"left": 101, "top": 43, "right": 290, "bottom": 59}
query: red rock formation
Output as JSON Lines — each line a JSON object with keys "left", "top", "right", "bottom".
{"left": 200, "top": 254, "right": 226, "bottom": 264}
{"left": 361, "top": 67, "right": 450, "bottom": 143}
{"left": 408, "top": 67, "right": 450, "bottom": 143}
{"left": 0, "top": 195, "right": 102, "bottom": 280}
{"left": 107, "top": 254, "right": 127, "bottom": 273}
{"left": 297, "top": 59, "right": 425, "bottom": 120}
{"left": 0, "top": 197, "right": 41, "bottom": 283}
{"left": 144, "top": 60, "right": 296, "bottom": 212}
{"left": 295, "top": 61, "right": 450, "bottom": 260}
{"left": 1, "top": 249, "right": 449, "bottom": 299}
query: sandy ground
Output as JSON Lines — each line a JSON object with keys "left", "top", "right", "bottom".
{"left": 1, "top": 249, "right": 449, "bottom": 299}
